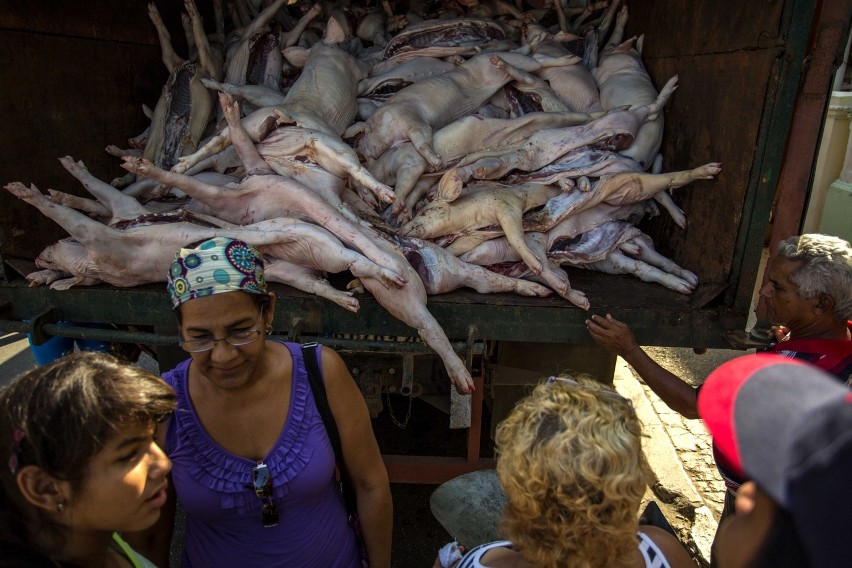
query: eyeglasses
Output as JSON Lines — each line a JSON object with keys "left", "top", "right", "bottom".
{"left": 179, "top": 311, "right": 266, "bottom": 353}
{"left": 546, "top": 376, "right": 634, "bottom": 409}
{"left": 252, "top": 461, "right": 279, "bottom": 528}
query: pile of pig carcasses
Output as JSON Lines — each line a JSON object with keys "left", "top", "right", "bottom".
{"left": 0, "top": 1, "right": 844, "bottom": 397}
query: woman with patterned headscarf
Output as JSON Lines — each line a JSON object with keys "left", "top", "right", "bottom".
{"left": 128, "top": 236, "right": 392, "bottom": 568}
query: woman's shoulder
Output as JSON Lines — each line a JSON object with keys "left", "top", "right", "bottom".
{"left": 636, "top": 525, "right": 696, "bottom": 568}
{"left": 457, "top": 540, "right": 516, "bottom": 568}
{"left": 161, "top": 357, "right": 192, "bottom": 388}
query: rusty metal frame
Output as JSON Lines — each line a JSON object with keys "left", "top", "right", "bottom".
{"left": 1, "top": 309, "right": 493, "bottom": 484}
{"left": 383, "top": 375, "right": 495, "bottom": 484}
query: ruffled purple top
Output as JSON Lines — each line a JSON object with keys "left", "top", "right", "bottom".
{"left": 162, "top": 342, "right": 359, "bottom": 567}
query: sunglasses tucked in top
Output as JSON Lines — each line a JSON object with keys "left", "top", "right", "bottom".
{"left": 252, "top": 461, "right": 279, "bottom": 528}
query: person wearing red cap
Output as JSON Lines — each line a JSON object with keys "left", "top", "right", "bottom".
{"left": 698, "top": 354, "right": 852, "bottom": 568}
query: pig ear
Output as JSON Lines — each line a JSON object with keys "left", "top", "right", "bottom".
{"left": 324, "top": 14, "right": 347, "bottom": 44}
{"left": 436, "top": 169, "right": 463, "bottom": 203}
{"left": 636, "top": 34, "right": 645, "bottom": 54}
{"left": 282, "top": 46, "right": 309, "bottom": 67}
{"left": 343, "top": 121, "right": 367, "bottom": 139}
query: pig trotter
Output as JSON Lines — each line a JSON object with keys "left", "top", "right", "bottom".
{"left": 514, "top": 280, "right": 553, "bottom": 297}
{"left": 692, "top": 162, "right": 721, "bottom": 179}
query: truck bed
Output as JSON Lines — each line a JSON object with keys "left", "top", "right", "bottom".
{"left": 1, "top": 0, "right": 847, "bottom": 351}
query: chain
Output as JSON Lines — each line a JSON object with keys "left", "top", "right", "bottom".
{"left": 385, "top": 389, "right": 413, "bottom": 429}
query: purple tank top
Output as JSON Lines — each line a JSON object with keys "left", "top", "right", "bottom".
{"left": 162, "top": 342, "right": 360, "bottom": 567}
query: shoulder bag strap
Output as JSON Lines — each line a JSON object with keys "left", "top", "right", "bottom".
{"left": 301, "top": 342, "right": 358, "bottom": 516}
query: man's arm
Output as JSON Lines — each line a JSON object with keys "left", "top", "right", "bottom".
{"left": 586, "top": 314, "right": 699, "bottom": 419}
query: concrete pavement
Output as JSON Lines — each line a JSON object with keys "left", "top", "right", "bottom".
{"left": 0, "top": 332, "right": 35, "bottom": 388}
{"left": 614, "top": 356, "right": 726, "bottom": 567}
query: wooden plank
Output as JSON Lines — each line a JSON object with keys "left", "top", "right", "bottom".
{"left": 383, "top": 456, "right": 496, "bottom": 485}
{"left": 0, "top": 0, "right": 199, "bottom": 46}
{"left": 638, "top": 49, "right": 780, "bottom": 286}
{"left": 0, "top": 30, "right": 165, "bottom": 259}
{"left": 626, "top": 0, "right": 784, "bottom": 58}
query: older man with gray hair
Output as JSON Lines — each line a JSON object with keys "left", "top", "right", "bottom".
{"left": 585, "top": 233, "right": 852, "bottom": 524}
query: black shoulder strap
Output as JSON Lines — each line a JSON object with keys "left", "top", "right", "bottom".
{"left": 301, "top": 342, "right": 358, "bottom": 515}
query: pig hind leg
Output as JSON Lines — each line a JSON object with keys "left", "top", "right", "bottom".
{"left": 408, "top": 125, "right": 442, "bottom": 168}
{"left": 46, "top": 190, "right": 111, "bottom": 220}
{"left": 458, "top": 263, "right": 552, "bottom": 297}
{"left": 623, "top": 237, "right": 698, "bottom": 288}
{"left": 219, "top": 94, "right": 274, "bottom": 175}
{"left": 417, "top": 324, "right": 474, "bottom": 395}
{"left": 603, "top": 3, "right": 628, "bottom": 50}
{"left": 652, "top": 190, "right": 687, "bottom": 229}
{"left": 265, "top": 261, "right": 360, "bottom": 313}
{"left": 59, "top": 157, "right": 149, "bottom": 222}
{"left": 120, "top": 157, "right": 234, "bottom": 211}
{"left": 4, "top": 183, "right": 122, "bottom": 248}
{"left": 589, "top": 249, "right": 693, "bottom": 294}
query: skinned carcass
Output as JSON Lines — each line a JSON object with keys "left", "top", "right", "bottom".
{"left": 452, "top": 75, "right": 676, "bottom": 181}
{"left": 401, "top": 179, "right": 561, "bottom": 276}
{"left": 140, "top": 1, "right": 220, "bottom": 173}
{"left": 396, "top": 236, "right": 552, "bottom": 297}
{"left": 354, "top": 50, "right": 581, "bottom": 166}
{"left": 592, "top": 6, "right": 669, "bottom": 169}
{"left": 369, "top": 110, "right": 598, "bottom": 219}
{"left": 349, "top": 232, "right": 477, "bottom": 395}
{"left": 174, "top": 19, "right": 370, "bottom": 173}
{"left": 524, "top": 162, "right": 721, "bottom": 232}
{"left": 549, "top": 221, "right": 699, "bottom": 293}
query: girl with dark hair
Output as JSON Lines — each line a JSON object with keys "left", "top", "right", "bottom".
{"left": 0, "top": 351, "right": 176, "bottom": 567}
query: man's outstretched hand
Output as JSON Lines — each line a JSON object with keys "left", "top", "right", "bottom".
{"left": 586, "top": 314, "right": 640, "bottom": 358}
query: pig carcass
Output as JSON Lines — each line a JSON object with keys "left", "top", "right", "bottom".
{"left": 141, "top": 1, "right": 219, "bottom": 172}
{"left": 350, "top": 232, "right": 476, "bottom": 395}
{"left": 396, "top": 236, "right": 551, "bottom": 297}
{"left": 355, "top": 50, "right": 580, "bottom": 166}
{"left": 402, "top": 179, "right": 561, "bottom": 276}
{"left": 549, "top": 221, "right": 698, "bottom": 294}
{"left": 369, "top": 110, "right": 597, "bottom": 219}
{"left": 174, "top": 25, "right": 369, "bottom": 173}
{"left": 524, "top": 162, "right": 722, "bottom": 232}
{"left": 453, "top": 76, "right": 677, "bottom": 181}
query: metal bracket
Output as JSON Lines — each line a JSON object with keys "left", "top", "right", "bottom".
{"left": 722, "top": 329, "right": 772, "bottom": 350}
{"left": 290, "top": 318, "right": 303, "bottom": 343}
{"left": 400, "top": 353, "right": 414, "bottom": 396}
{"left": 28, "top": 308, "right": 58, "bottom": 346}
{"left": 464, "top": 325, "right": 477, "bottom": 370}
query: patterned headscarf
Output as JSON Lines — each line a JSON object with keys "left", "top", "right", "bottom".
{"left": 167, "top": 237, "right": 267, "bottom": 309}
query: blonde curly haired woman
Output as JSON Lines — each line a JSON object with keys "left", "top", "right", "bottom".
{"left": 451, "top": 375, "right": 694, "bottom": 568}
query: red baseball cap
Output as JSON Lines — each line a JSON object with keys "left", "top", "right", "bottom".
{"left": 698, "top": 354, "right": 852, "bottom": 568}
